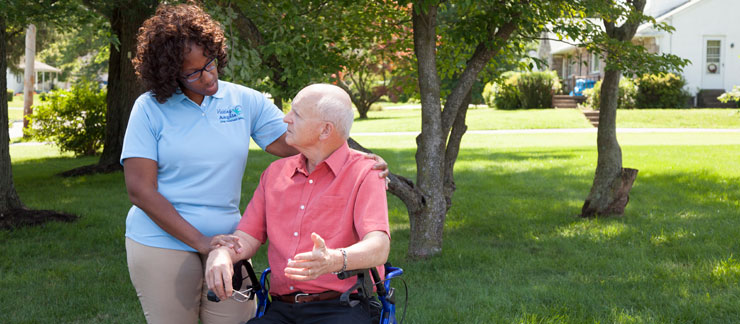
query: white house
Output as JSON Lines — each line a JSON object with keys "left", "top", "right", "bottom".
{"left": 549, "top": 0, "right": 740, "bottom": 107}
{"left": 5, "top": 60, "right": 62, "bottom": 94}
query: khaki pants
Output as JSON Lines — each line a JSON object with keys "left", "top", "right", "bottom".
{"left": 126, "top": 238, "right": 256, "bottom": 324}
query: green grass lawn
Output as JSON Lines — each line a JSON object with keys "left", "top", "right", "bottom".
{"left": 3, "top": 130, "right": 740, "bottom": 323}
{"left": 616, "top": 109, "right": 740, "bottom": 128}
{"left": 7, "top": 93, "right": 42, "bottom": 122}
{"left": 352, "top": 108, "right": 592, "bottom": 133}
{"left": 351, "top": 107, "right": 740, "bottom": 133}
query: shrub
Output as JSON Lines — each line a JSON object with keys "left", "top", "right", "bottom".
{"left": 6, "top": 90, "right": 13, "bottom": 101}
{"left": 482, "top": 82, "right": 496, "bottom": 108}
{"left": 718, "top": 86, "right": 740, "bottom": 108}
{"left": 635, "top": 73, "right": 690, "bottom": 108}
{"left": 485, "top": 71, "right": 562, "bottom": 109}
{"left": 519, "top": 72, "right": 560, "bottom": 108}
{"left": 28, "top": 80, "right": 106, "bottom": 156}
{"left": 583, "top": 78, "right": 637, "bottom": 110}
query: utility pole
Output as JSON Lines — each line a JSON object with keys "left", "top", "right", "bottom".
{"left": 23, "top": 24, "right": 36, "bottom": 131}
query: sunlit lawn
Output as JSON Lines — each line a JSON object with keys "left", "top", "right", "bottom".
{"left": 616, "top": 109, "right": 740, "bottom": 128}
{"left": 351, "top": 107, "right": 740, "bottom": 133}
{"left": 352, "top": 108, "right": 592, "bottom": 133}
{"left": 3, "top": 130, "right": 740, "bottom": 323}
{"left": 7, "top": 93, "right": 42, "bottom": 122}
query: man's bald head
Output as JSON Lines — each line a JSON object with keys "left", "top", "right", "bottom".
{"left": 293, "top": 84, "right": 354, "bottom": 139}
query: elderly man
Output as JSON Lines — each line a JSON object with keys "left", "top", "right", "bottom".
{"left": 205, "top": 84, "right": 390, "bottom": 324}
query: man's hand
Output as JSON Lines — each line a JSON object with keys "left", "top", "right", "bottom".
{"left": 205, "top": 247, "right": 236, "bottom": 301}
{"left": 284, "top": 233, "right": 342, "bottom": 281}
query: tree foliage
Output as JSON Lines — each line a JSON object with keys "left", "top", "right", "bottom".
{"left": 37, "top": 13, "right": 112, "bottom": 83}
{"left": 205, "top": 0, "right": 405, "bottom": 109}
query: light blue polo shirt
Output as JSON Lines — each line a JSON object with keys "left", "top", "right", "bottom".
{"left": 120, "top": 80, "right": 287, "bottom": 252}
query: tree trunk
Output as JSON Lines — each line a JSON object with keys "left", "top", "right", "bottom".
{"left": 580, "top": 69, "right": 637, "bottom": 217}
{"left": 63, "top": 1, "right": 155, "bottom": 176}
{"left": 357, "top": 103, "right": 369, "bottom": 119}
{"left": 0, "top": 16, "right": 25, "bottom": 211}
{"left": 98, "top": 3, "right": 151, "bottom": 169}
{"left": 407, "top": 4, "right": 447, "bottom": 259}
{"left": 273, "top": 96, "right": 283, "bottom": 111}
{"left": 580, "top": 1, "right": 645, "bottom": 217}
{"left": 22, "top": 24, "right": 35, "bottom": 131}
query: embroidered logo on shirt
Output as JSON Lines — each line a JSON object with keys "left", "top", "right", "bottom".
{"left": 217, "top": 106, "right": 245, "bottom": 123}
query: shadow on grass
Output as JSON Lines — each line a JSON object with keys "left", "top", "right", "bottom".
{"left": 6, "top": 146, "right": 740, "bottom": 322}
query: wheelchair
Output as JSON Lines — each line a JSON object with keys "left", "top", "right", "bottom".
{"left": 208, "top": 261, "right": 406, "bottom": 324}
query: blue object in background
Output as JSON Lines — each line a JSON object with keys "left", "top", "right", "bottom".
{"left": 569, "top": 78, "right": 596, "bottom": 96}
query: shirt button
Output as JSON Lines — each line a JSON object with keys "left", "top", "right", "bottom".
{"left": 289, "top": 286, "right": 294, "bottom": 291}
{"left": 293, "top": 232, "right": 298, "bottom": 237}
{"left": 308, "top": 179, "right": 314, "bottom": 184}
{"left": 201, "top": 113, "right": 205, "bottom": 116}
{"left": 300, "top": 205, "right": 305, "bottom": 210}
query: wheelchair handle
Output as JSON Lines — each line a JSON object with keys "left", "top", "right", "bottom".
{"left": 336, "top": 269, "right": 367, "bottom": 280}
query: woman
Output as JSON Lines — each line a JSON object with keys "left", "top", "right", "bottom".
{"left": 121, "top": 4, "right": 386, "bottom": 323}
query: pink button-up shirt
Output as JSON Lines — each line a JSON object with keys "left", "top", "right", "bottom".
{"left": 237, "top": 142, "right": 390, "bottom": 295}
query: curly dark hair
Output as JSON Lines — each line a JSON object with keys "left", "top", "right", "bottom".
{"left": 133, "top": 3, "right": 228, "bottom": 103}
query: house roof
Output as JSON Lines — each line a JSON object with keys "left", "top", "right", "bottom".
{"left": 548, "top": 0, "right": 706, "bottom": 54}
{"left": 17, "top": 60, "right": 62, "bottom": 73}
{"left": 636, "top": 0, "right": 704, "bottom": 36}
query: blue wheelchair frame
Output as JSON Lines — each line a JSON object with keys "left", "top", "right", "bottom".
{"left": 255, "top": 264, "right": 404, "bottom": 324}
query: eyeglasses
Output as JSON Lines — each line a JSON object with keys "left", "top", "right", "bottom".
{"left": 182, "top": 57, "right": 217, "bottom": 83}
{"left": 207, "top": 287, "right": 256, "bottom": 303}
{"left": 229, "top": 288, "right": 255, "bottom": 303}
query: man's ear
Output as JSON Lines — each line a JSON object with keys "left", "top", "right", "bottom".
{"left": 318, "top": 121, "right": 334, "bottom": 140}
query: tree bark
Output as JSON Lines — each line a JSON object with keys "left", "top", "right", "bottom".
{"left": 406, "top": 4, "right": 447, "bottom": 259}
{"left": 98, "top": 3, "right": 151, "bottom": 169}
{"left": 443, "top": 90, "right": 471, "bottom": 208}
{"left": 63, "top": 1, "right": 155, "bottom": 176}
{"left": 580, "top": 1, "right": 645, "bottom": 217}
{"left": 580, "top": 69, "right": 638, "bottom": 217}
{"left": 0, "top": 16, "right": 25, "bottom": 211}
{"left": 22, "top": 24, "right": 35, "bottom": 131}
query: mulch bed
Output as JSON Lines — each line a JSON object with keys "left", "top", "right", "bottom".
{"left": 59, "top": 163, "right": 122, "bottom": 177}
{"left": 0, "top": 208, "right": 78, "bottom": 230}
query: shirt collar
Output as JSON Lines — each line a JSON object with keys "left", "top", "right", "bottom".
{"left": 290, "top": 142, "right": 350, "bottom": 178}
{"left": 170, "top": 80, "right": 225, "bottom": 104}
{"left": 211, "top": 80, "right": 225, "bottom": 99}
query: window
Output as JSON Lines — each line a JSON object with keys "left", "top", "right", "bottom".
{"left": 16, "top": 74, "right": 22, "bottom": 83}
{"left": 590, "top": 53, "right": 600, "bottom": 74}
{"left": 706, "top": 40, "right": 721, "bottom": 74}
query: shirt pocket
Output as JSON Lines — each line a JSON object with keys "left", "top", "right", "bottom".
{"left": 306, "top": 195, "right": 347, "bottom": 240}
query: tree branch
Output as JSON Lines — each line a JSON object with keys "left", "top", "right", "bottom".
{"left": 443, "top": 90, "right": 470, "bottom": 211}
{"left": 440, "top": 16, "right": 519, "bottom": 136}
{"left": 347, "top": 138, "right": 423, "bottom": 211}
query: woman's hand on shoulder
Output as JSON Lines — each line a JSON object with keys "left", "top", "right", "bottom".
{"left": 362, "top": 152, "right": 390, "bottom": 188}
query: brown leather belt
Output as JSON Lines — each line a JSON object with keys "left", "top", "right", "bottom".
{"left": 272, "top": 291, "right": 343, "bottom": 304}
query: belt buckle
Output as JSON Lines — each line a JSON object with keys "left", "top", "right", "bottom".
{"left": 294, "top": 293, "right": 310, "bottom": 303}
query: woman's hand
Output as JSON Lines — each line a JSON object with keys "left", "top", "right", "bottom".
{"left": 363, "top": 153, "right": 390, "bottom": 188}
{"left": 210, "top": 235, "right": 243, "bottom": 254}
